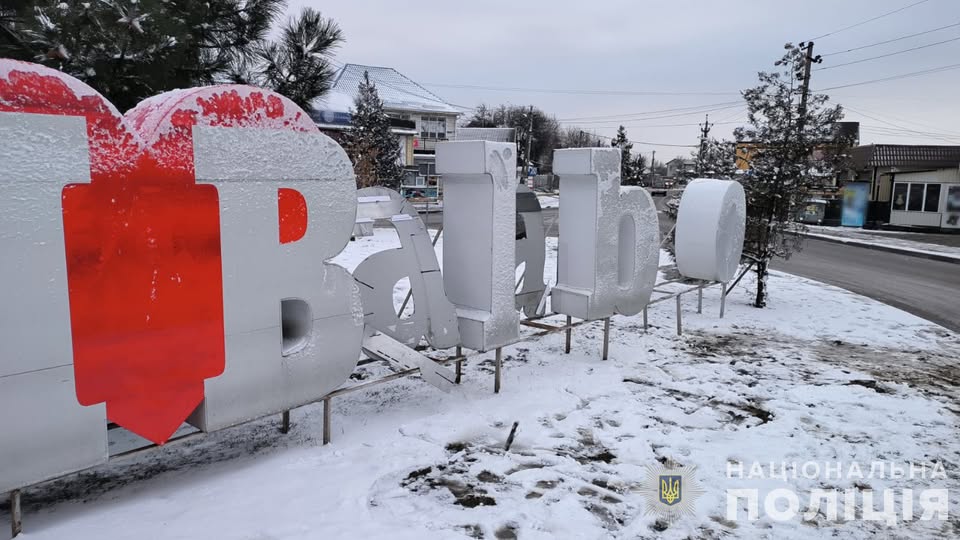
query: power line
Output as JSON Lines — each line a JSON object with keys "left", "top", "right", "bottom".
{"left": 592, "top": 133, "right": 699, "bottom": 147}
{"left": 604, "top": 120, "right": 744, "bottom": 129}
{"left": 816, "top": 35, "right": 960, "bottom": 71}
{"left": 557, "top": 100, "right": 742, "bottom": 122}
{"left": 814, "top": 62, "right": 960, "bottom": 91}
{"left": 822, "top": 21, "right": 960, "bottom": 56}
{"left": 843, "top": 104, "right": 960, "bottom": 136}
{"left": 809, "top": 0, "right": 932, "bottom": 41}
{"left": 861, "top": 126, "right": 960, "bottom": 143}
{"left": 559, "top": 103, "right": 745, "bottom": 125}
{"left": 844, "top": 105, "right": 960, "bottom": 140}
{"left": 422, "top": 82, "right": 739, "bottom": 97}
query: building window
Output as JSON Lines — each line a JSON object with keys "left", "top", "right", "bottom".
{"left": 417, "top": 162, "right": 437, "bottom": 177}
{"left": 907, "top": 184, "right": 924, "bottom": 211}
{"left": 893, "top": 182, "right": 943, "bottom": 212}
{"left": 892, "top": 183, "right": 907, "bottom": 211}
{"left": 420, "top": 116, "right": 447, "bottom": 140}
{"left": 924, "top": 183, "right": 941, "bottom": 213}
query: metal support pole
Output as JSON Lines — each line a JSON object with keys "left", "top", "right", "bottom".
{"left": 643, "top": 307, "right": 648, "bottom": 331}
{"left": 494, "top": 347, "right": 502, "bottom": 394}
{"left": 280, "top": 410, "right": 290, "bottom": 434}
{"left": 676, "top": 294, "right": 683, "bottom": 335}
{"left": 697, "top": 284, "right": 703, "bottom": 314}
{"left": 455, "top": 346, "right": 463, "bottom": 384}
{"left": 564, "top": 316, "right": 572, "bottom": 354}
{"left": 322, "top": 398, "right": 331, "bottom": 445}
{"left": 720, "top": 282, "right": 727, "bottom": 319}
{"left": 602, "top": 318, "right": 610, "bottom": 360}
{"left": 11, "top": 489, "right": 21, "bottom": 538}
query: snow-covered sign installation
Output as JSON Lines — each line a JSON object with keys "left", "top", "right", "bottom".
{"left": 436, "top": 141, "right": 520, "bottom": 352}
{"left": 0, "top": 60, "right": 362, "bottom": 492}
{"left": 675, "top": 178, "right": 746, "bottom": 282}
{"left": 552, "top": 148, "right": 660, "bottom": 320}
{"left": 0, "top": 59, "right": 744, "bottom": 500}
{"left": 352, "top": 187, "right": 461, "bottom": 349}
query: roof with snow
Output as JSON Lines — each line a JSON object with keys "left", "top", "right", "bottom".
{"left": 455, "top": 127, "right": 516, "bottom": 142}
{"left": 327, "top": 64, "right": 460, "bottom": 115}
{"left": 853, "top": 144, "right": 960, "bottom": 169}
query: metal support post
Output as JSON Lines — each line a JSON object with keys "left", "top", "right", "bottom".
{"left": 697, "top": 284, "right": 703, "bottom": 314}
{"left": 676, "top": 294, "right": 683, "bottom": 335}
{"left": 602, "top": 318, "right": 610, "bottom": 360}
{"left": 11, "top": 489, "right": 21, "bottom": 538}
{"left": 280, "top": 410, "right": 290, "bottom": 434}
{"left": 322, "top": 398, "right": 331, "bottom": 445}
{"left": 494, "top": 347, "right": 502, "bottom": 394}
{"left": 455, "top": 346, "right": 463, "bottom": 384}
{"left": 643, "top": 307, "right": 648, "bottom": 331}
{"left": 720, "top": 282, "right": 727, "bottom": 319}
{"left": 564, "top": 316, "right": 572, "bottom": 354}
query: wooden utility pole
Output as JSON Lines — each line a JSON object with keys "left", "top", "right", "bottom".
{"left": 798, "top": 41, "right": 815, "bottom": 120}
{"left": 526, "top": 105, "right": 534, "bottom": 176}
{"left": 696, "top": 114, "right": 712, "bottom": 176}
{"left": 650, "top": 149, "right": 656, "bottom": 184}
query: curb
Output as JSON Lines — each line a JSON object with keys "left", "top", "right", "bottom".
{"left": 801, "top": 233, "right": 960, "bottom": 264}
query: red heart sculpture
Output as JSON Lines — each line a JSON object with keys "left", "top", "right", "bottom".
{"left": 0, "top": 60, "right": 314, "bottom": 444}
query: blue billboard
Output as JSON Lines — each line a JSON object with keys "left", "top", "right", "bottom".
{"left": 841, "top": 182, "right": 869, "bottom": 227}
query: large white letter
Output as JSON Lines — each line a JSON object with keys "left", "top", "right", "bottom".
{"left": 190, "top": 126, "right": 363, "bottom": 431}
{"left": 552, "top": 148, "right": 660, "bottom": 320}
{"left": 352, "top": 187, "right": 460, "bottom": 349}
{"left": 675, "top": 178, "right": 746, "bottom": 282}
{"left": 515, "top": 184, "right": 547, "bottom": 318}
{"left": 436, "top": 141, "right": 519, "bottom": 351}
{"left": 0, "top": 112, "right": 107, "bottom": 493}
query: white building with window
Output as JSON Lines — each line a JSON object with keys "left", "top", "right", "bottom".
{"left": 850, "top": 144, "right": 960, "bottom": 230}
{"left": 890, "top": 168, "right": 960, "bottom": 229}
{"left": 311, "top": 63, "right": 462, "bottom": 198}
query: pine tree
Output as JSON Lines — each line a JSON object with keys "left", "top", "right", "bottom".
{"left": 232, "top": 7, "right": 343, "bottom": 110}
{"left": 610, "top": 125, "right": 639, "bottom": 185}
{"left": 0, "top": 1, "right": 285, "bottom": 112}
{"left": 0, "top": 2, "right": 343, "bottom": 112}
{"left": 693, "top": 137, "right": 738, "bottom": 179}
{"left": 342, "top": 72, "right": 402, "bottom": 189}
{"left": 734, "top": 43, "right": 849, "bottom": 308}
{"left": 633, "top": 153, "right": 647, "bottom": 185}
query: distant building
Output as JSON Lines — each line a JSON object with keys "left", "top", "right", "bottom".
{"left": 735, "top": 122, "right": 861, "bottom": 195}
{"left": 850, "top": 144, "right": 960, "bottom": 230}
{"left": 665, "top": 157, "right": 695, "bottom": 179}
{"left": 311, "top": 63, "right": 462, "bottom": 197}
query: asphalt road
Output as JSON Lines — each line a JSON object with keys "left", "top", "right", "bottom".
{"left": 419, "top": 190, "right": 960, "bottom": 333}
{"left": 771, "top": 238, "right": 960, "bottom": 332}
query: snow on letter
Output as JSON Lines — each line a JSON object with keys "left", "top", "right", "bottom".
{"left": 1, "top": 59, "right": 225, "bottom": 449}
{"left": 0, "top": 109, "right": 109, "bottom": 493}
{"left": 435, "top": 141, "right": 520, "bottom": 351}
{"left": 552, "top": 148, "right": 660, "bottom": 320}
{"left": 675, "top": 178, "right": 746, "bottom": 282}
{"left": 125, "top": 86, "right": 364, "bottom": 433}
{"left": 351, "top": 187, "right": 461, "bottom": 349}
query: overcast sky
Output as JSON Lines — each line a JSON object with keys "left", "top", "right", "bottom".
{"left": 288, "top": 0, "right": 960, "bottom": 160}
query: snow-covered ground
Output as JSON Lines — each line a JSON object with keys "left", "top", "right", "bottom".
{"left": 804, "top": 225, "right": 960, "bottom": 261}
{"left": 6, "top": 229, "right": 959, "bottom": 539}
